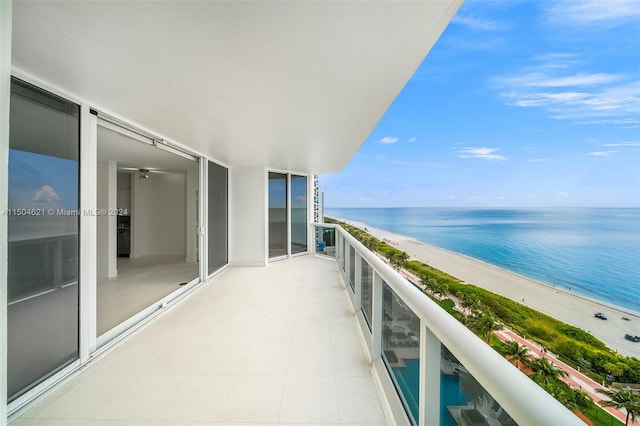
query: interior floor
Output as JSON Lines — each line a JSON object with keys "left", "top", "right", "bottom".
{"left": 97, "top": 256, "right": 199, "bottom": 335}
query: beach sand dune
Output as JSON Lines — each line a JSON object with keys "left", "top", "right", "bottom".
{"left": 344, "top": 221, "right": 640, "bottom": 358}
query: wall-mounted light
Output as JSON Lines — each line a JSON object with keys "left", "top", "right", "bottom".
{"left": 139, "top": 168, "right": 150, "bottom": 179}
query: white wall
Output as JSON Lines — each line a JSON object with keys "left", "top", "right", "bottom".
{"left": 185, "top": 165, "right": 198, "bottom": 263}
{"left": 1, "top": 1, "right": 12, "bottom": 423}
{"left": 96, "top": 161, "right": 117, "bottom": 278}
{"left": 131, "top": 173, "right": 186, "bottom": 257}
{"left": 229, "top": 167, "right": 267, "bottom": 266}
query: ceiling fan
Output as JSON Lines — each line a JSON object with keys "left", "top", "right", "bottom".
{"left": 118, "top": 167, "right": 174, "bottom": 179}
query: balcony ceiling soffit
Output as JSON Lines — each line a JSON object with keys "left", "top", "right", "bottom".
{"left": 11, "top": 1, "right": 460, "bottom": 173}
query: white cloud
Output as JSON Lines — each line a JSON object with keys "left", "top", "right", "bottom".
{"left": 380, "top": 136, "right": 399, "bottom": 144}
{"left": 452, "top": 15, "right": 509, "bottom": 31}
{"left": 358, "top": 197, "right": 373, "bottom": 201}
{"left": 457, "top": 147, "right": 507, "bottom": 161}
{"left": 408, "top": 137, "right": 417, "bottom": 143}
{"left": 602, "top": 142, "right": 640, "bottom": 147}
{"left": 445, "top": 195, "right": 456, "bottom": 200}
{"left": 496, "top": 63, "right": 640, "bottom": 123}
{"left": 547, "top": 0, "right": 640, "bottom": 25}
{"left": 528, "top": 158, "right": 549, "bottom": 163}
{"left": 588, "top": 151, "right": 618, "bottom": 157}
{"left": 557, "top": 192, "right": 571, "bottom": 199}
{"left": 502, "top": 72, "right": 622, "bottom": 88}
{"left": 32, "top": 185, "right": 60, "bottom": 202}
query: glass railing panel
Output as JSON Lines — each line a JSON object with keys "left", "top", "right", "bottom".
{"left": 382, "top": 281, "right": 421, "bottom": 425}
{"left": 361, "top": 259, "right": 373, "bottom": 331}
{"left": 440, "top": 345, "right": 519, "bottom": 426}
{"left": 314, "top": 226, "right": 336, "bottom": 258}
{"left": 348, "top": 245, "right": 356, "bottom": 292}
{"left": 341, "top": 237, "right": 346, "bottom": 271}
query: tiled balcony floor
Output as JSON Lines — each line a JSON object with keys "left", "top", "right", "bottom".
{"left": 13, "top": 255, "right": 388, "bottom": 426}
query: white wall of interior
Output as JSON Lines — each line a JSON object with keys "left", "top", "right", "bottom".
{"left": 229, "top": 167, "right": 267, "bottom": 266}
{"left": 132, "top": 173, "right": 186, "bottom": 257}
{"left": 185, "top": 166, "right": 198, "bottom": 263}
{"left": 1, "top": 2, "right": 11, "bottom": 423}
{"left": 96, "top": 161, "right": 117, "bottom": 277}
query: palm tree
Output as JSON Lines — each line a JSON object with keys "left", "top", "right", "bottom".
{"left": 469, "top": 309, "right": 502, "bottom": 342}
{"left": 597, "top": 385, "right": 640, "bottom": 426}
{"left": 503, "top": 341, "right": 529, "bottom": 370}
{"left": 393, "top": 251, "right": 409, "bottom": 270}
{"left": 460, "top": 372, "right": 490, "bottom": 411}
{"left": 530, "top": 357, "right": 569, "bottom": 387}
{"left": 385, "top": 251, "right": 396, "bottom": 267}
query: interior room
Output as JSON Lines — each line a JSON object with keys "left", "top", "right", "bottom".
{"left": 95, "top": 123, "right": 199, "bottom": 336}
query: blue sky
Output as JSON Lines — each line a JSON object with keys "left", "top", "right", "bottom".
{"left": 321, "top": 0, "right": 640, "bottom": 208}
{"left": 8, "top": 149, "right": 78, "bottom": 210}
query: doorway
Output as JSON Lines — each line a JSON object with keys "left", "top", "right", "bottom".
{"left": 95, "top": 123, "right": 199, "bottom": 337}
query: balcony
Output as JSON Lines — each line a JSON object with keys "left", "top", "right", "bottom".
{"left": 10, "top": 225, "right": 582, "bottom": 426}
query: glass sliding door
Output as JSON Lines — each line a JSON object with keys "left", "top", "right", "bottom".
{"left": 268, "top": 172, "right": 288, "bottom": 258}
{"left": 290, "top": 175, "right": 307, "bottom": 254}
{"left": 208, "top": 161, "right": 228, "bottom": 274}
{"left": 96, "top": 124, "right": 200, "bottom": 338}
{"left": 7, "top": 78, "right": 80, "bottom": 400}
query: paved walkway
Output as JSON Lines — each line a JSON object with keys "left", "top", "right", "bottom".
{"left": 383, "top": 255, "right": 637, "bottom": 426}
{"left": 496, "top": 329, "right": 639, "bottom": 426}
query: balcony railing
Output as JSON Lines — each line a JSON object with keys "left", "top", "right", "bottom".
{"left": 313, "top": 223, "right": 583, "bottom": 426}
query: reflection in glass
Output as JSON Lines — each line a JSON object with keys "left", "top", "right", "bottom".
{"left": 7, "top": 78, "right": 80, "bottom": 400}
{"left": 382, "top": 281, "right": 421, "bottom": 424}
{"left": 440, "top": 345, "right": 518, "bottom": 426}
{"left": 361, "top": 260, "right": 373, "bottom": 330}
{"left": 208, "top": 161, "right": 228, "bottom": 273}
{"left": 348, "top": 245, "right": 356, "bottom": 292}
{"left": 268, "top": 172, "right": 288, "bottom": 258}
{"left": 314, "top": 226, "right": 335, "bottom": 257}
{"left": 291, "top": 175, "right": 307, "bottom": 254}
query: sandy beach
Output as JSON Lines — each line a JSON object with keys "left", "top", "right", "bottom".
{"left": 341, "top": 220, "right": 640, "bottom": 358}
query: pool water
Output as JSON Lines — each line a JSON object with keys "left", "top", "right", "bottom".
{"left": 391, "top": 360, "right": 470, "bottom": 426}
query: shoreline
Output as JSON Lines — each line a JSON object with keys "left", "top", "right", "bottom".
{"left": 335, "top": 218, "right": 640, "bottom": 358}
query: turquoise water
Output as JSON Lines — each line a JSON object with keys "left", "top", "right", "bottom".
{"left": 392, "top": 359, "right": 470, "bottom": 426}
{"left": 391, "top": 359, "right": 420, "bottom": 423}
{"left": 326, "top": 208, "right": 640, "bottom": 313}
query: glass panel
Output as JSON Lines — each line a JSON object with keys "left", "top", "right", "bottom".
{"left": 268, "top": 172, "right": 288, "bottom": 258}
{"left": 290, "top": 175, "right": 307, "bottom": 254}
{"left": 314, "top": 226, "right": 335, "bottom": 257}
{"left": 96, "top": 127, "right": 199, "bottom": 336}
{"left": 440, "top": 345, "right": 519, "bottom": 426}
{"left": 208, "top": 161, "right": 228, "bottom": 273}
{"left": 7, "top": 78, "right": 80, "bottom": 400}
{"left": 361, "top": 260, "right": 373, "bottom": 330}
{"left": 348, "top": 245, "right": 356, "bottom": 292}
{"left": 341, "top": 236, "right": 346, "bottom": 270}
{"left": 382, "top": 281, "right": 421, "bottom": 425}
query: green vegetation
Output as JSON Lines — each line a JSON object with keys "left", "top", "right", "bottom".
{"left": 597, "top": 385, "right": 640, "bottom": 426}
{"left": 330, "top": 218, "right": 636, "bottom": 425}
{"left": 330, "top": 217, "right": 640, "bottom": 384}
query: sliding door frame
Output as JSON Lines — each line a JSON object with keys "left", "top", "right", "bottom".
{"left": 267, "top": 170, "right": 311, "bottom": 262}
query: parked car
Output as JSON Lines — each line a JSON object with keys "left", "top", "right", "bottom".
{"left": 624, "top": 334, "right": 640, "bottom": 342}
{"left": 594, "top": 312, "right": 608, "bottom": 320}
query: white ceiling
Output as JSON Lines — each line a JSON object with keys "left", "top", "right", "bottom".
{"left": 11, "top": 1, "right": 461, "bottom": 174}
{"left": 97, "top": 126, "right": 199, "bottom": 175}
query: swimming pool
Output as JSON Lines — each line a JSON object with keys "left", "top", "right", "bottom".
{"left": 391, "top": 360, "right": 469, "bottom": 426}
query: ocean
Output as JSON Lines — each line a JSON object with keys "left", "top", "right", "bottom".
{"left": 325, "top": 207, "right": 640, "bottom": 314}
